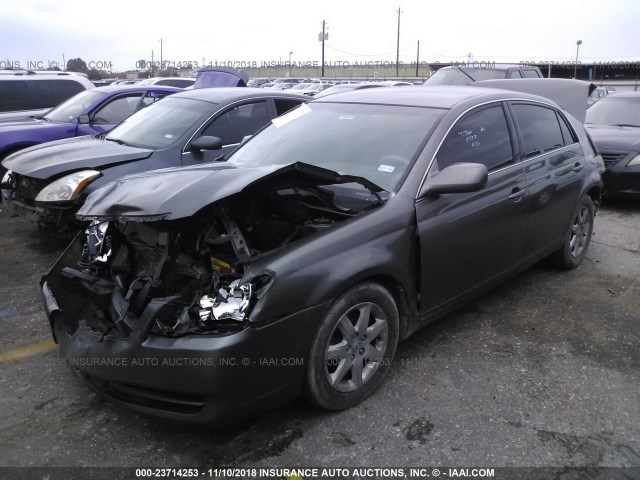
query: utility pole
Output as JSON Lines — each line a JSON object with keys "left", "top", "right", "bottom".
{"left": 415, "top": 40, "right": 420, "bottom": 77}
{"left": 319, "top": 20, "right": 328, "bottom": 77}
{"left": 160, "top": 38, "right": 164, "bottom": 73}
{"left": 396, "top": 7, "right": 402, "bottom": 77}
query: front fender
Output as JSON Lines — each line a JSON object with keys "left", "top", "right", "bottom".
{"left": 244, "top": 197, "right": 418, "bottom": 329}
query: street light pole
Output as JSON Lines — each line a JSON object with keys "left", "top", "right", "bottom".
{"left": 289, "top": 51, "right": 293, "bottom": 77}
{"left": 396, "top": 7, "right": 401, "bottom": 77}
{"left": 574, "top": 39, "right": 582, "bottom": 79}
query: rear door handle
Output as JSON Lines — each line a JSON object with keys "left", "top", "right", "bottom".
{"left": 508, "top": 187, "right": 528, "bottom": 201}
{"left": 572, "top": 162, "right": 584, "bottom": 173}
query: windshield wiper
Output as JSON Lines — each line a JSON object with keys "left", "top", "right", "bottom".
{"left": 456, "top": 67, "right": 477, "bottom": 82}
{"left": 105, "top": 138, "right": 128, "bottom": 146}
{"left": 614, "top": 123, "right": 640, "bottom": 128}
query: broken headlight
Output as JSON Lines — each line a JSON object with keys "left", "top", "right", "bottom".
{"left": 1, "top": 170, "right": 14, "bottom": 199}
{"left": 198, "top": 273, "right": 274, "bottom": 323}
{"left": 35, "top": 169, "right": 100, "bottom": 203}
{"left": 1, "top": 169, "right": 13, "bottom": 189}
{"left": 79, "top": 220, "right": 112, "bottom": 269}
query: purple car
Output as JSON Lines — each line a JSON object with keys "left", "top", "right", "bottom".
{"left": 0, "top": 85, "right": 182, "bottom": 162}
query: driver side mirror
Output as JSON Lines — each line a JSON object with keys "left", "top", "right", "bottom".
{"left": 190, "top": 136, "right": 222, "bottom": 152}
{"left": 420, "top": 162, "right": 488, "bottom": 197}
{"left": 77, "top": 114, "right": 90, "bottom": 124}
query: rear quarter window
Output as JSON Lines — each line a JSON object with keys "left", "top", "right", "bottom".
{"left": 522, "top": 69, "right": 542, "bottom": 78}
{"left": 0, "top": 81, "right": 31, "bottom": 112}
{"left": 32, "top": 79, "right": 86, "bottom": 108}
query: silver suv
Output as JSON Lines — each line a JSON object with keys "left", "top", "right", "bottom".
{"left": 0, "top": 70, "right": 95, "bottom": 119}
{"left": 424, "top": 64, "right": 544, "bottom": 85}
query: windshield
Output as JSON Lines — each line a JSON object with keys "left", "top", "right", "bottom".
{"left": 585, "top": 96, "right": 640, "bottom": 127}
{"left": 229, "top": 103, "right": 444, "bottom": 193}
{"left": 105, "top": 97, "right": 214, "bottom": 149}
{"left": 424, "top": 68, "right": 506, "bottom": 85}
{"left": 43, "top": 90, "right": 106, "bottom": 123}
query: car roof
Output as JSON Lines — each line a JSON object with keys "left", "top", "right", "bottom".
{"left": 602, "top": 92, "right": 640, "bottom": 98}
{"left": 438, "top": 64, "right": 531, "bottom": 71}
{"left": 0, "top": 70, "right": 88, "bottom": 77}
{"left": 0, "top": 72, "right": 95, "bottom": 88}
{"left": 169, "top": 87, "right": 307, "bottom": 103}
{"left": 313, "top": 85, "right": 557, "bottom": 110}
{"left": 90, "top": 85, "right": 184, "bottom": 94}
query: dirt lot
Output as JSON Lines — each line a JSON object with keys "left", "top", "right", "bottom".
{"left": 0, "top": 198, "right": 638, "bottom": 474}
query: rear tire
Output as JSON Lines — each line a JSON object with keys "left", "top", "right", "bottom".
{"left": 547, "top": 195, "right": 595, "bottom": 269}
{"left": 304, "top": 282, "right": 399, "bottom": 411}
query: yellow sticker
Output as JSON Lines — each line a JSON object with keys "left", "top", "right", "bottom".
{"left": 211, "top": 257, "right": 231, "bottom": 271}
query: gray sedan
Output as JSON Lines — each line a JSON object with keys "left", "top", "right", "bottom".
{"left": 41, "top": 83, "right": 603, "bottom": 426}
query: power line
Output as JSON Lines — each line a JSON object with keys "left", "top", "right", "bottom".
{"left": 326, "top": 43, "right": 418, "bottom": 58}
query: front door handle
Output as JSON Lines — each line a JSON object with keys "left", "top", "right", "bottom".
{"left": 508, "top": 187, "right": 528, "bottom": 201}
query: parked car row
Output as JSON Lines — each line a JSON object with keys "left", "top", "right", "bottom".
{"left": 2, "top": 87, "right": 307, "bottom": 239}
{"left": 110, "top": 77, "right": 196, "bottom": 88}
{"left": 0, "top": 75, "right": 613, "bottom": 428}
{"left": 0, "top": 85, "right": 181, "bottom": 162}
{"left": 0, "top": 69, "right": 244, "bottom": 165}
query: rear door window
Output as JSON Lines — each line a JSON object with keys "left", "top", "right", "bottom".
{"left": 202, "top": 101, "right": 270, "bottom": 145}
{"left": 91, "top": 93, "right": 144, "bottom": 124}
{"left": 512, "top": 104, "right": 566, "bottom": 159}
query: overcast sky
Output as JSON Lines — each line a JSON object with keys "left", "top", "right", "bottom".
{"left": 1, "top": 0, "right": 638, "bottom": 72}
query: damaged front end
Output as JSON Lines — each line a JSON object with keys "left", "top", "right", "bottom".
{"left": 42, "top": 169, "right": 382, "bottom": 343}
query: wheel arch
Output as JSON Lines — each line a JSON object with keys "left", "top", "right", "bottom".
{"left": 584, "top": 184, "right": 602, "bottom": 211}
{"left": 328, "top": 273, "right": 416, "bottom": 342}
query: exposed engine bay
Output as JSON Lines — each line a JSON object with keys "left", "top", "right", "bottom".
{"left": 54, "top": 184, "right": 382, "bottom": 340}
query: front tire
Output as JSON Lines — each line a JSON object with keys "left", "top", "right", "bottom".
{"left": 304, "top": 282, "right": 399, "bottom": 411}
{"left": 548, "top": 195, "right": 595, "bottom": 269}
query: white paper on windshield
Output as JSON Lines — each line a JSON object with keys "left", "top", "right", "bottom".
{"left": 272, "top": 104, "right": 312, "bottom": 128}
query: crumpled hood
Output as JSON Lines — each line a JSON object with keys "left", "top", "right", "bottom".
{"left": 2, "top": 136, "right": 153, "bottom": 180}
{"left": 77, "top": 162, "right": 384, "bottom": 221}
{"left": 585, "top": 124, "right": 640, "bottom": 152}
